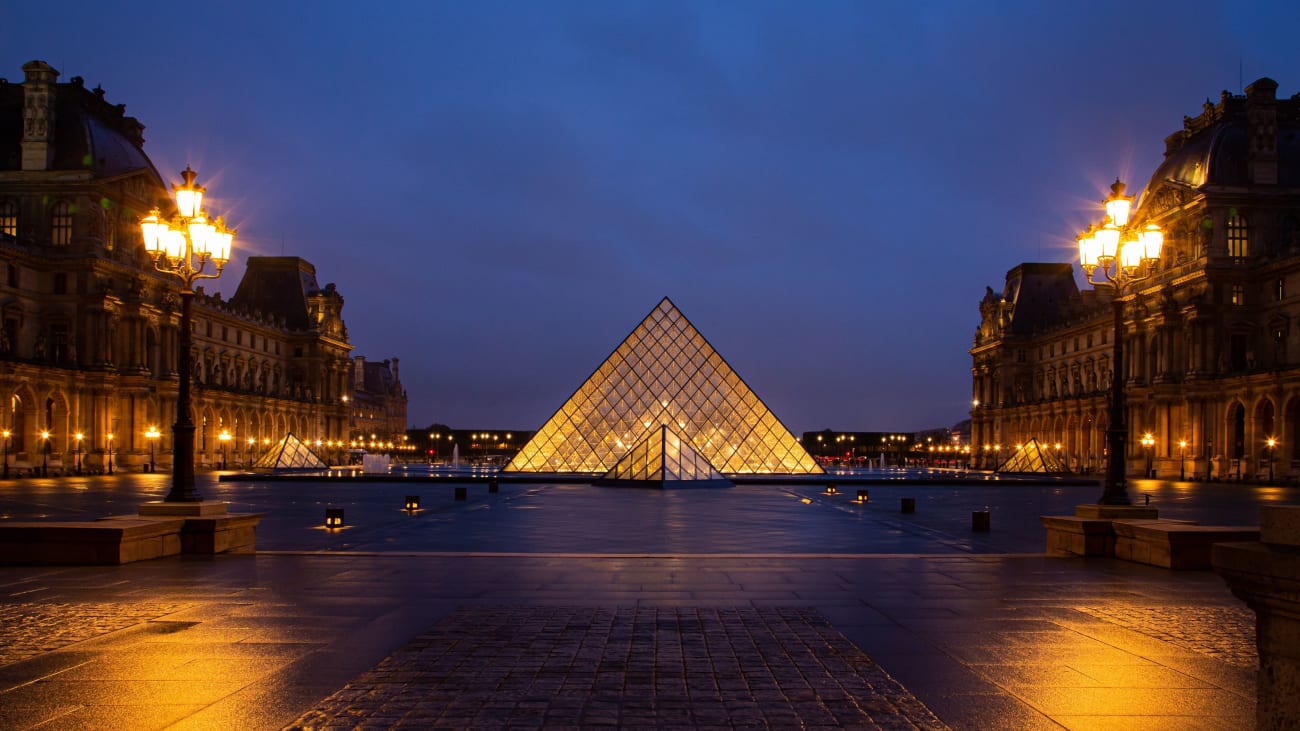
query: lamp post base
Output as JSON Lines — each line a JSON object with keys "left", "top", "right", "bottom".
{"left": 1074, "top": 503, "right": 1158, "bottom": 520}
{"left": 139, "top": 501, "right": 228, "bottom": 517}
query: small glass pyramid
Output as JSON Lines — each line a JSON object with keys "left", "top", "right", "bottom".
{"left": 599, "top": 424, "right": 732, "bottom": 487}
{"left": 252, "top": 433, "right": 328, "bottom": 471}
{"left": 504, "top": 298, "right": 822, "bottom": 475}
{"left": 995, "top": 438, "right": 1068, "bottom": 474}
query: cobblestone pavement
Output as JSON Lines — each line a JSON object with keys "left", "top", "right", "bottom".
{"left": 0, "top": 600, "right": 187, "bottom": 667}
{"left": 287, "top": 606, "right": 947, "bottom": 730}
{"left": 1074, "top": 605, "right": 1258, "bottom": 668}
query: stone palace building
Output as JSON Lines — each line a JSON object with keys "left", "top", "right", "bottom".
{"left": 0, "top": 60, "right": 404, "bottom": 471}
{"left": 972, "top": 78, "right": 1300, "bottom": 481}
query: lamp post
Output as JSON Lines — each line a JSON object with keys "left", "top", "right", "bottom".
{"left": 2, "top": 428, "right": 9, "bottom": 479}
{"left": 106, "top": 433, "right": 114, "bottom": 474}
{"left": 74, "top": 432, "right": 83, "bottom": 474}
{"left": 218, "top": 429, "right": 231, "bottom": 470}
{"left": 40, "top": 429, "right": 50, "bottom": 477}
{"left": 1078, "top": 178, "right": 1164, "bottom": 504}
{"left": 246, "top": 437, "right": 255, "bottom": 467}
{"left": 1178, "top": 439, "right": 1187, "bottom": 481}
{"left": 1141, "top": 432, "right": 1155, "bottom": 478}
{"left": 145, "top": 426, "right": 160, "bottom": 473}
{"left": 140, "top": 166, "right": 234, "bottom": 502}
{"left": 1267, "top": 437, "right": 1277, "bottom": 483}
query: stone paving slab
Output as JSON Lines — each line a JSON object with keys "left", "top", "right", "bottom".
{"left": 1073, "top": 605, "right": 1257, "bottom": 668}
{"left": 0, "top": 600, "right": 187, "bottom": 666}
{"left": 286, "top": 606, "right": 948, "bottom": 730}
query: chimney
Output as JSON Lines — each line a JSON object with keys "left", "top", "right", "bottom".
{"left": 390, "top": 357, "right": 399, "bottom": 384}
{"left": 21, "top": 60, "right": 59, "bottom": 171}
{"left": 353, "top": 355, "right": 366, "bottom": 390}
{"left": 1245, "top": 77, "right": 1279, "bottom": 185}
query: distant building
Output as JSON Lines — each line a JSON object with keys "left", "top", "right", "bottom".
{"left": 800, "top": 430, "right": 919, "bottom": 466}
{"left": 972, "top": 78, "right": 1300, "bottom": 480}
{"left": 0, "top": 60, "right": 356, "bottom": 470}
{"left": 347, "top": 356, "right": 407, "bottom": 446}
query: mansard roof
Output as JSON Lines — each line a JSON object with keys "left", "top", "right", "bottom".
{"left": 0, "top": 61, "right": 163, "bottom": 185}
{"left": 230, "top": 256, "right": 328, "bottom": 331}
{"left": 1137, "top": 77, "right": 1300, "bottom": 216}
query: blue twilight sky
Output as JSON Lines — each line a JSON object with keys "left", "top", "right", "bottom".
{"left": 6, "top": 1, "right": 1300, "bottom": 433}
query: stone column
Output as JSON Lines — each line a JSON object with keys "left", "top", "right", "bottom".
{"left": 1214, "top": 506, "right": 1300, "bottom": 730}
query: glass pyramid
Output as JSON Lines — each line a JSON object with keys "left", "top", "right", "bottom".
{"left": 599, "top": 424, "right": 731, "bottom": 487}
{"left": 995, "top": 438, "right": 1068, "bottom": 474}
{"left": 252, "top": 432, "right": 328, "bottom": 471}
{"left": 504, "top": 298, "right": 822, "bottom": 475}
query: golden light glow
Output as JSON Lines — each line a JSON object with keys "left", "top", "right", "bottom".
{"left": 40, "top": 430, "right": 50, "bottom": 440}
{"left": 1105, "top": 178, "right": 1133, "bottom": 227}
{"left": 145, "top": 426, "right": 161, "bottom": 440}
{"left": 74, "top": 432, "right": 83, "bottom": 442}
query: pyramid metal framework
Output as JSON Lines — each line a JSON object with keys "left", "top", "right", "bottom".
{"left": 252, "top": 432, "right": 328, "bottom": 471}
{"left": 599, "top": 425, "right": 732, "bottom": 487}
{"left": 504, "top": 298, "right": 822, "bottom": 475}
{"left": 995, "top": 438, "right": 1068, "bottom": 474}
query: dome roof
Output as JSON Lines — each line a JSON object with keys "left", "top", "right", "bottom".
{"left": 0, "top": 61, "right": 164, "bottom": 187}
{"left": 1136, "top": 78, "right": 1300, "bottom": 216}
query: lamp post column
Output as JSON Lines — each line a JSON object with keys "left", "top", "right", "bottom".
{"left": 168, "top": 290, "right": 199, "bottom": 501}
{"left": 1101, "top": 297, "right": 1131, "bottom": 504}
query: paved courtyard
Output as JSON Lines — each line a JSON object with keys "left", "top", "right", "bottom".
{"left": 0, "top": 472, "right": 1293, "bottom": 729}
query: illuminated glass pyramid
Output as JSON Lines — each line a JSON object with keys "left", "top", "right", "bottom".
{"left": 252, "top": 433, "right": 328, "bottom": 471}
{"left": 995, "top": 438, "right": 1068, "bottom": 474}
{"left": 599, "top": 425, "right": 732, "bottom": 487}
{"left": 504, "top": 298, "right": 822, "bottom": 475}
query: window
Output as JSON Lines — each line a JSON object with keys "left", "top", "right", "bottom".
{"left": 1227, "top": 211, "right": 1248, "bottom": 259}
{"left": 51, "top": 201, "right": 72, "bottom": 246}
{"left": 1231, "top": 284, "right": 1245, "bottom": 306}
{"left": 5, "top": 264, "right": 16, "bottom": 288}
{"left": 52, "top": 273, "right": 66, "bottom": 295}
{"left": 0, "top": 200, "right": 16, "bottom": 237}
{"left": 1278, "top": 278, "right": 1286, "bottom": 301}
{"left": 1087, "top": 334, "right": 1093, "bottom": 348}
{"left": 222, "top": 326, "right": 228, "bottom": 342}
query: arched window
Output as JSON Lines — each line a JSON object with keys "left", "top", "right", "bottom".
{"left": 0, "top": 201, "right": 16, "bottom": 238}
{"left": 1227, "top": 211, "right": 1248, "bottom": 259}
{"left": 51, "top": 201, "right": 72, "bottom": 246}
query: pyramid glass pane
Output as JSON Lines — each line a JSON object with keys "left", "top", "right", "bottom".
{"left": 505, "top": 298, "right": 821, "bottom": 475}
{"left": 996, "top": 438, "right": 1068, "bottom": 474}
{"left": 252, "top": 433, "right": 328, "bottom": 470}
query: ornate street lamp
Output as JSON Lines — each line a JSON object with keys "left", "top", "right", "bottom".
{"left": 40, "top": 429, "right": 50, "bottom": 476}
{"left": 1078, "top": 178, "right": 1163, "bottom": 504}
{"left": 1266, "top": 437, "right": 1277, "bottom": 483}
{"left": 140, "top": 166, "right": 234, "bottom": 502}
{"left": 145, "top": 425, "right": 161, "bottom": 473}
{"left": 218, "top": 429, "right": 232, "bottom": 470}
{"left": 74, "top": 432, "right": 83, "bottom": 474}
{"left": 2, "top": 428, "right": 9, "bottom": 479}
{"left": 1178, "top": 439, "right": 1187, "bottom": 481}
{"left": 1141, "top": 432, "right": 1155, "bottom": 478}
{"left": 106, "top": 433, "right": 114, "bottom": 474}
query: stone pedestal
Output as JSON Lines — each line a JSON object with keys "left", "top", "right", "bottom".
{"left": 138, "top": 500, "right": 230, "bottom": 517}
{"left": 1214, "top": 506, "right": 1300, "bottom": 730}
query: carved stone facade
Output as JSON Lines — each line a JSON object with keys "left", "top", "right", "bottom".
{"left": 0, "top": 60, "right": 354, "bottom": 471}
{"left": 972, "top": 78, "right": 1300, "bottom": 480}
{"left": 347, "top": 355, "right": 408, "bottom": 445}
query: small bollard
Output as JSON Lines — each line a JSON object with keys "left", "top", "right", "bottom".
{"left": 825, "top": 483, "right": 838, "bottom": 495}
{"left": 325, "top": 507, "right": 344, "bottom": 528}
{"left": 901, "top": 497, "right": 915, "bottom": 513}
{"left": 404, "top": 495, "right": 420, "bottom": 512}
{"left": 488, "top": 479, "right": 499, "bottom": 494}
{"left": 855, "top": 489, "right": 869, "bottom": 503}
{"left": 972, "top": 509, "right": 990, "bottom": 532}
{"left": 454, "top": 486, "right": 467, "bottom": 501}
